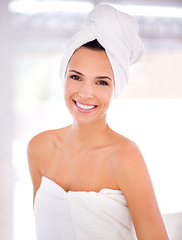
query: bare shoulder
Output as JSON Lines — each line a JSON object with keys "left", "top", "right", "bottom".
{"left": 110, "top": 132, "right": 148, "bottom": 190}
{"left": 28, "top": 130, "right": 54, "bottom": 156}
{"left": 111, "top": 132, "right": 168, "bottom": 239}
{"left": 116, "top": 136, "right": 144, "bottom": 166}
{"left": 111, "top": 131, "right": 143, "bottom": 162}
{"left": 27, "top": 126, "right": 68, "bottom": 156}
{"left": 28, "top": 130, "right": 52, "bottom": 170}
{"left": 27, "top": 130, "right": 54, "bottom": 196}
{"left": 27, "top": 128, "right": 66, "bottom": 202}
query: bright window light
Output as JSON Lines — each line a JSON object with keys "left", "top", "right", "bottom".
{"left": 112, "top": 4, "right": 182, "bottom": 18}
{"left": 8, "top": 0, "right": 94, "bottom": 14}
{"left": 9, "top": 1, "right": 182, "bottom": 18}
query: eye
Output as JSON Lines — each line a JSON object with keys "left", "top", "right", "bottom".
{"left": 96, "top": 80, "right": 108, "bottom": 86}
{"left": 70, "top": 75, "right": 81, "bottom": 81}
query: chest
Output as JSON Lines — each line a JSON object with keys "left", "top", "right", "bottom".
{"left": 44, "top": 146, "right": 117, "bottom": 192}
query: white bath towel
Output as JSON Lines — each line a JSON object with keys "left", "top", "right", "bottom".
{"left": 34, "top": 177, "right": 137, "bottom": 240}
{"left": 60, "top": 4, "right": 144, "bottom": 98}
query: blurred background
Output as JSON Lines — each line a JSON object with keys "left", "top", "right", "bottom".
{"left": 0, "top": 0, "right": 182, "bottom": 239}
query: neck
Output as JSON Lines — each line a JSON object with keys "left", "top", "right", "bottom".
{"left": 68, "top": 116, "right": 110, "bottom": 150}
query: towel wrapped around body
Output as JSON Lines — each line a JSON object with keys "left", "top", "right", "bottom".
{"left": 34, "top": 177, "right": 137, "bottom": 240}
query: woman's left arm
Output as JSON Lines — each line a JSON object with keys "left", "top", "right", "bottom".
{"left": 115, "top": 142, "right": 169, "bottom": 240}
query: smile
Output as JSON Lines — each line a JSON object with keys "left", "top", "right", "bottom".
{"left": 73, "top": 100, "right": 97, "bottom": 110}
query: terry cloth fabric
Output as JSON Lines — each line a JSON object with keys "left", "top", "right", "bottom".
{"left": 59, "top": 4, "right": 145, "bottom": 99}
{"left": 34, "top": 176, "right": 137, "bottom": 240}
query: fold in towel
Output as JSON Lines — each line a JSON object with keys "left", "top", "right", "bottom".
{"left": 60, "top": 4, "right": 144, "bottom": 98}
{"left": 34, "top": 177, "right": 137, "bottom": 240}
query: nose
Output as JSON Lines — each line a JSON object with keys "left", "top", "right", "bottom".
{"left": 78, "top": 81, "right": 93, "bottom": 99}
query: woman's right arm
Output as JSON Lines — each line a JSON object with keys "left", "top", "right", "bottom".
{"left": 27, "top": 134, "right": 44, "bottom": 204}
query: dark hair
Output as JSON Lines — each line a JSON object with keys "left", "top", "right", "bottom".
{"left": 82, "top": 39, "right": 105, "bottom": 51}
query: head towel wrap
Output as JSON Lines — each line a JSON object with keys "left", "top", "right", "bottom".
{"left": 60, "top": 4, "right": 145, "bottom": 99}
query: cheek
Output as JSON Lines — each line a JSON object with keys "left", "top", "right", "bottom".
{"left": 64, "top": 81, "right": 72, "bottom": 105}
{"left": 64, "top": 79, "right": 76, "bottom": 97}
{"left": 101, "top": 86, "right": 114, "bottom": 103}
{"left": 95, "top": 89, "right": 113, "bottom": 108}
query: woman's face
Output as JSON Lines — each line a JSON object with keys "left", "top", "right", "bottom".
{"left": 64, "top": 47, "right": 115, "bottom": 124}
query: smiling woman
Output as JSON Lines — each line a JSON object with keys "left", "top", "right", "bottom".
{"left": 27, "top": 4, "right": 169, "bottom": 240}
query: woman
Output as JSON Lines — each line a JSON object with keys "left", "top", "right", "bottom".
{"left": 28, "top": 4, "right": 169, "bottom": 240}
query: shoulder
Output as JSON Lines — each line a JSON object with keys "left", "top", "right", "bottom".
{"left": 28, "top": 130, "right": 54, "bottom": 155}
{"left": 111, "top": 134, "right": 154, "bottom": 209}
{"left": 27, "top": 128, "right": 65, "bottom": 201}
{"left": 27, "top": 131, "right": 53, "bottom": 169}
{"left": 111, "top": 135, "right": 168, "bottom": 239}
{"left": 27, "top": 130, "right": 55, "bottom": 180}
{"left": 111, "top": 131, "right": 142, "bottom": 162}
{"left": 110, "top": 132, "right": 169, "bottom": 239}
{"left": 111, "top": 133, "right": 148, "bottom": 190}
{"left": 116, "top": 136, "right": 144, "bottom": 166}
{"left": 27, "top": 127, "right": 66, "bottom": 156}
{"left": 27, "top": 127, "right": 69, "bottom": 171}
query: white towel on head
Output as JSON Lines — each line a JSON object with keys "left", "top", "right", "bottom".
{"left": 60, "top": 4, "right": 144, "bottom": 99}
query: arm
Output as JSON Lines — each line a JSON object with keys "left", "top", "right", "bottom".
{"left": 27, "top": 133, "right": 46, "bottom": 204}
{"left": 115, "top": 142, "right": 168, "bottom": 240}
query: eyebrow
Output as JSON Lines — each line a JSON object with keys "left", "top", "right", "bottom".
{"left": 69, "top": 70, "right": 84, "bottom": 76}
{"left": 69, "top": 70, "right": 112, "bottom": 81}
{"left": 95, "top": 76, "right": 112, "bottom": 81}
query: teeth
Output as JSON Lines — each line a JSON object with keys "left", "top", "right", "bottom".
{"left": 76, "top": 101, "right": 95, "bottom": 110}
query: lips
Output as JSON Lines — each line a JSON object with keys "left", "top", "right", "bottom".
{"left": 73, "top": 100, "right": 97, "bottom": 111}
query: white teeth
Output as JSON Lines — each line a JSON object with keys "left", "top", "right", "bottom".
{"left": 76, "top": 101, "right": 95, "bottom": 110}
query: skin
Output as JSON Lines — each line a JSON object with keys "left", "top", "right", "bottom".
{"left": 28, "top": 47, "right": 169, "bottom": 239}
